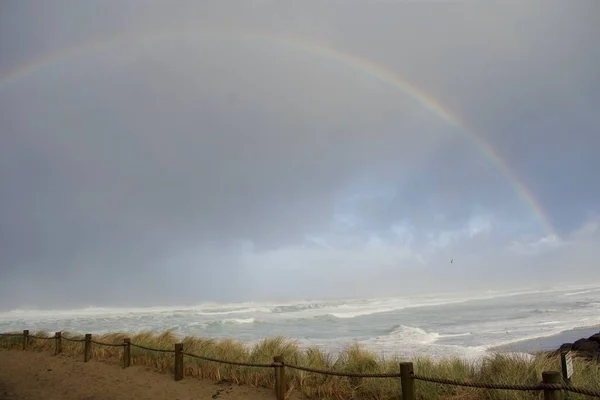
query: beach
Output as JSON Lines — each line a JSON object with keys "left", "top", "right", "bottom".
{"left": 0, "top": 349, "right": 297, "bottom": 400}
{"left": 491, "top": 325, "right": 600, "bottom": 354}
{"left": 3, "top": 285, "right": 600, "bottom": 361}
{"left": 2, "top": 335, "right": 600, "bottom": 400}
{"left": 2, "top": 285, "right": 600, "bottom": 399}
{"left": 3, "top": 326, "right": 600, "bottom": 399}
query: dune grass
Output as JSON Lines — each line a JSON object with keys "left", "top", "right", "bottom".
{"left": 1, "top": 330, "right": 599, "bottom": 399}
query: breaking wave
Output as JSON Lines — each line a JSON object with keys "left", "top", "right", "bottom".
{"left": 3, "top": 285, "right": 581, "bottom": 322}
{"left": 220, "top": 318, "right": 256, "bottom": 325}
{"left": 564, "top": 288, "right": 600, "bottom": 297}
{"left": 3, "top": 285, "right": 600, "bottom": 361}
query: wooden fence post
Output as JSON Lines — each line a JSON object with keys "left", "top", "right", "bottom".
{"left": 400, "top": 362, "right": 416, "bottom": 400}
{"left": 123, "top": 338, "right": 131, "bottom": 368}
{"left": 543, "top": 371, "right": 564, "bottom": 400}
{"left": 23, "top": 330, "right": 29, "bottom": 350}
{"left": 54, "top": 332, "right": 62, "bottom": 355}
{"left": 84, "top": 334, "right": 92, "bottom": 362}
{"left": 273, "top": 355, "right": 285, "bottom": 400}
{"left": 174, "top": 343, "right": 183, "bottom": 381}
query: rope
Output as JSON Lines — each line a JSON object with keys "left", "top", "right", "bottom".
{"left": 61, "top": 336, "right": 85, "bottom": 343}
{"left": 412, "top": 374, "right": 545, "bottom": 391}
{"left": 563, "top": 385, "right": 600, "bottom": 398}
{"left": 130, "top": 343, "right": 174, "bottom": 353}
{"left": 283, "top": 362, "right": 401, "bottom": 378}
{"left": 90, "top": 340, "right": 125, "bottom": 348}
{"left": 412, "top": 375, "right": 600, "bottom": 397}
{"left": 2, "top": 331, "right": 600, "bottom": 397}
{"left": 181, "top": 351, "right": 274, "bottom": 368}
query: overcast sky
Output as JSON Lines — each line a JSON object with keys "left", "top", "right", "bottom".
{"left": 1, "top": 1, "right": 599, "bottom": 310}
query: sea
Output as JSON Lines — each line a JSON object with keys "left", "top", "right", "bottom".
{"left": 2, "top": 285, "right": 600, "bottom": 361}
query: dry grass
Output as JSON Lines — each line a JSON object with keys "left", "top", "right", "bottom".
{"left": 1, "top": 330, "right": 599, "bottom": 400}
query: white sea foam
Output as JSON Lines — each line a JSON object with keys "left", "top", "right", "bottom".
{"left": 2, "top": 285, "right": 600, "bottom": 360}
{"left": 564, "top": 288, "right": 600, "bottom": 296}
{"left": 390, "top": 325, "right": 441, "bottom": 344}
{"left": 357, "top": 325, "right": 487, "bottom": 361}
{"left": 221, "top": 318, "right": 256, "bottom": 324}
{"left": 328, "top": 308, "right": 396, "bottom": 319}
{"left": 2, "top": 285, "right": 583, "bottom": 321}
{"left": 440, "top": 332, "right": 472, "bottom": 338}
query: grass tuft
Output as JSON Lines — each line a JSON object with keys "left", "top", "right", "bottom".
{"left": 2, "top": 330, "right": 599, "bottom": 399}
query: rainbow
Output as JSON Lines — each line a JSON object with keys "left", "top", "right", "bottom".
{"left": 0, "top": 26, "right": 557, "bottom": 237}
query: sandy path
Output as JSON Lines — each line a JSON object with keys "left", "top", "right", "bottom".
{"left": 0, "top": 350, "right": 301, "bottom": 400}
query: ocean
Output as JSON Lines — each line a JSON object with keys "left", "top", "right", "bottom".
{"left": 2, "top": 285, "right": 600, "bottom": 361}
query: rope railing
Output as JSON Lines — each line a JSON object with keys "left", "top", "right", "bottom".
{"left": 282, "top": 362, "right": 402, "bottom": 378}
{"left": 90, "top": 339, "right": 125, "bottom": 348}
{"left": 410, "top": 374, "right": 600, "bottom": 397}
{"left": 181, "top": 351, "right": 274, "bottom": 368}
{"left": 563, "top": 385, "right": 600, "bottom": 397}
{"left": 129, "top": 343, "right": 173, "bottom": 353}
{"left": 2, "top": 330, "right": 600, "bottom": 399}
{"left": 61, "top": 336, "right": 85, "bottom": 343}
{"left": 412, "top": 373, "right": 550, "bottom": 391}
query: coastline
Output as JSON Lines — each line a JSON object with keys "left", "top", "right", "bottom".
{"left": 2, "top": 329, "right": 600, "bottom": 399}
{"left": 491, "top": 325, "right": 600, "bottom": 354}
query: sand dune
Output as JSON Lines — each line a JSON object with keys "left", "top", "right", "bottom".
{"left": 0, "top": 350, "right": 298, "bottom": 400}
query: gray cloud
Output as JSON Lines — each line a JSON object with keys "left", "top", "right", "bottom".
{"left": 1, "top": 1, "right": 599, "bottom": 310}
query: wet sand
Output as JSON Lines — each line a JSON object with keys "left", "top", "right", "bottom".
{"left": 491, "top": 325, "right": 600, "bottom": 354}
{"left": 0, "top": 350, "right": 301, "bottom": 400}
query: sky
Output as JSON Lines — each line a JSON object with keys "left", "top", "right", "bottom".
{"left": 1, "top": 1, "right": 599, "bottom": 310}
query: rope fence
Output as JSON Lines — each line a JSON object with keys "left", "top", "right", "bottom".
{"left": 2, "top": 329, "right": 600, "bottom": 399}
{"left": 61, "top": 336, "right": 85, "bottom": 343}
{"left": 282, "top": 362, "right": 402, "bottom": 378}
{"left": 90, "top": 339, "right": 125, "bottom": 348}
{"left": 181, "top": 351, "right": 274, "bottom": 368}
{"left": 130, "top": 343, "right": 173, "bottom": 353}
